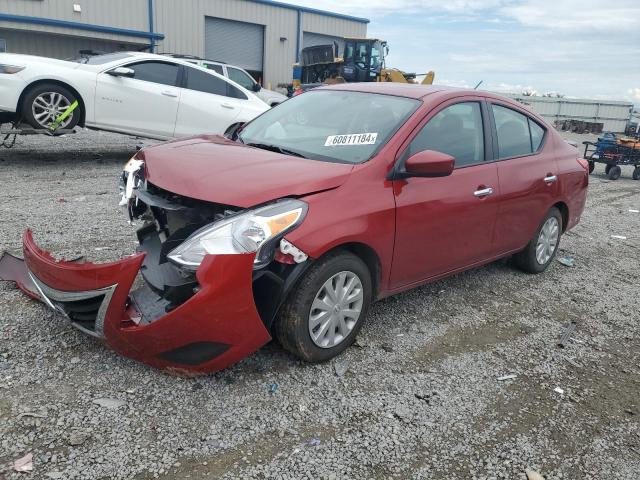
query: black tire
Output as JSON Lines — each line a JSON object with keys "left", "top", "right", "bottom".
{"left": 633, "top": 167, "right": 640, "bottom": 181}
{"left": 607, "top": 165, "right": 621, "bottom": 180}
{"left": 275, "top": 250, "right": 372, "bottom": 363}
{"left": 605, "top": 164, "right": 612, "bottom": 175}
{"left": 22, "top": 83, "right": 81, "bottom": 130}
{"left": 514, "top": 207, "right": 563, "bottom": 274}
{"left": 588, "top": 161, "right": 595, "bottom": 174}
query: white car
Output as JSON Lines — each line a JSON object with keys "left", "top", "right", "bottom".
{"left": 165, "top": 54, "right": 288, "bottom": 107}
{"left": 0, "top": 51, "right": 269, "bottom": 140}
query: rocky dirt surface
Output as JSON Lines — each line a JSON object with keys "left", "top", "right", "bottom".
{"left": 0, "top": 130, "right": 638, "bottom": 479}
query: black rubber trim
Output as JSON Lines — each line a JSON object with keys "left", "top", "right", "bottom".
{"left": 157, "top": 341, "right": 230, "bottom": 366}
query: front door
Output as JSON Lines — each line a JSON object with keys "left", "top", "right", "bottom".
{"left": 94, "top": 60, "right": 181, "bottom": 139}
{"left": 391, "top": 100, "right": 500, "bottom": 288}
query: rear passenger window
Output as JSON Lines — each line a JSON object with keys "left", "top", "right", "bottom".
{"left": 185, "top": 66, "right": 227, "bottom": 96}
{"left": 408, "top": 102, "right": 484, "bottom": 167}
{"left": 127, "top": 61, "right": 179, "bottom": 87}
{"left": 185, "top": 67, "right": 248, "bottom": 100}
{"left": 529, "top": 119, "right": 545, "bottom": 151}
{"left": 492, "top": 104, "right": 545, "bottom": 158}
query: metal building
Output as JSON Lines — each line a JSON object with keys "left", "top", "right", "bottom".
{"left": 504, "top": 94, "right": 633, "bottom": 133}
{"left": 0, "top": 0, "right": 368, "bottom": 89}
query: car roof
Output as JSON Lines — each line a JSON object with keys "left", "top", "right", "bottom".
{"left": 315, "top": 82, "right": 532, "bottom": 108}
{"left": 317, "top": 82, "right": 460, "bottom": 99}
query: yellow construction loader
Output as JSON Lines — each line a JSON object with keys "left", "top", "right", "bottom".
{"left": 291, "top": 38, "right": 434, "bottom": 91}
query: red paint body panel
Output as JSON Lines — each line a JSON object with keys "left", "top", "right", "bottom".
{"left": 140, "top": 134, "right": 354, "bottom": 208}
{"left": 391, "top": 162, "right": 500, "bottom": 287}
{"left": 15, "top": 230, "right": 270, "bottom": 374}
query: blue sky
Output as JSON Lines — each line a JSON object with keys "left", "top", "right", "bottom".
{"left": 290, "top": 0, "right": 640, "bottom": 103}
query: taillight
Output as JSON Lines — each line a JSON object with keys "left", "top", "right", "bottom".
{"left": 293, "top": 88, "right": 303, "bottom": 96}
{"left": 577, "top": 157, "right": 589, "bottom": 170}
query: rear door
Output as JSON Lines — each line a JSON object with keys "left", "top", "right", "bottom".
{"left": 173, "top": 65, "right": 246, "bottom": 137}
{"left": 94, "top": 60, "right": 180, "bottom": 138}
{"left": 390, "top": 98, "right": 500, "bottom": 288}
{"left": 489, "top": 102, "right": 557, "bottom": 254}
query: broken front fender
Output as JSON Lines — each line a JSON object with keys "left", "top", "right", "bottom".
{"left": 0, "top": 229, "right": 271, "bottom": 374}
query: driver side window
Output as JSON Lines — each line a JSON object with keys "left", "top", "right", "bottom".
{"left": 408, "top": 102, "right": 485, "bottom": 167}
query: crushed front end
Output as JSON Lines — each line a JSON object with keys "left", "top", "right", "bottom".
{"left": 0, "top": 159, "right": 311, "bottom": 374}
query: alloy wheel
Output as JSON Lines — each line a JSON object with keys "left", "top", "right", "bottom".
{"left": 308, "top": 271, "right": 364, "bottom": 348}
{"left": 535, "top": 217, "right": 559, "bottom": 265}
{"left": 31, "top": 92, "right": 73, "bottom": 128}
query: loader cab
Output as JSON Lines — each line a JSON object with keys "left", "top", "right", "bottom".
{"left": 342, "top": 39, "right": 387, "bottom": 82}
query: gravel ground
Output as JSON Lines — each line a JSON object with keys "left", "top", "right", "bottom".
{"left": 0, "top": 129, "right": 639, "bottom": 480}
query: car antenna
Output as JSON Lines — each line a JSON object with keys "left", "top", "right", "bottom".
{"left": 474, "top": 80, "right": 483, "bottom": 90}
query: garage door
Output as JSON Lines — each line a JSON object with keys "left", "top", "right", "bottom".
{"left": 204, "top": 17, "right": 264, "bottom": 76}
{"left": 302, "top": 32, "right": 345, "bottom": 57}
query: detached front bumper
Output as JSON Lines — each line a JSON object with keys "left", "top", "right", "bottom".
{"left": 0, "top": 230, "right": 271, "bottom": 374}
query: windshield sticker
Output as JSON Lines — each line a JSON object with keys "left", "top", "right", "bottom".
{"left": 325, "top": 133, "right": 378, "bottom": 146}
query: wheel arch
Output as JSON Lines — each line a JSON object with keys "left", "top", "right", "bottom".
{"left": 18, "top": 79, "right": 86, "bottom": 126}
{"left": 318, "top": 242, "right": 382, "bottom": 299}
{"left": 552, "top": 201, "right": 569, "bottom": 233}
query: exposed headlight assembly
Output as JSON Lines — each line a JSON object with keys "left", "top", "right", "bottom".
{"left": 0, "top": 64, "right": 26, "bottom": 74}
{"left": 168, "top": 199, "right": 307, "bottom": 270}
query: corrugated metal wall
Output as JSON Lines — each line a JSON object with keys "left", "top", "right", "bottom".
{"left": 0, "top": 0, "right": 149, "bottom": 43}
{"left": 0, "top": 0, "right": 368, "bottom": 89}
{"left": 154, "top": 0, "right": 298, "bottom": 89}
{"left": 506, "top": 94, "right": 633, "bottom": 132}
{"left": 0, "top": 28, "right": 141, "bottom": 58}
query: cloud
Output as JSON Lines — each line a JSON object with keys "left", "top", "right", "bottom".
{"left": 288, "top": 0, "right": 640, "bottom": 101}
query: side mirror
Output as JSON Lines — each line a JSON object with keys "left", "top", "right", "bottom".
{"left": 252, "top": 83, "right": 262, "bottom": 92}
{"left": 403, "top": 150, "right": 454, "bottom": 178}
{"left": 108, "top": 67, "right": 135, "bottom": 78}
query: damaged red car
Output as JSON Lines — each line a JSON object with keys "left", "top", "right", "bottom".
{"left": 0, "top": 84, "right": 588, "bottom": 374}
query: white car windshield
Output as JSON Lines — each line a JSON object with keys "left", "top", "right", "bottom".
{"left": 238, "top": 90, "right": 420, "bottom": 164}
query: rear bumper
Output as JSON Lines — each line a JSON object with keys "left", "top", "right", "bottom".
{"left": 0, "top": 230, "right": 271, "bottom": 374}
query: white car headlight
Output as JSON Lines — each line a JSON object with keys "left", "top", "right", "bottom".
{"left": 167, "top": 199, "right": 307, "bottom": 270}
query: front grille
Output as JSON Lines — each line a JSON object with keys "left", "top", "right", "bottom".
{"left": 28, "top": 271, "right": 116, "bottom": 338}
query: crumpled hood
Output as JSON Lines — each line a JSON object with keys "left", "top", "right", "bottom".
{"left": 140, "top": 135, "right": 354, "bottom": 208}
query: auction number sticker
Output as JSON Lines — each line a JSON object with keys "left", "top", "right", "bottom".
{"left": 325, "top": 133, "right": 378, "bottom": 146}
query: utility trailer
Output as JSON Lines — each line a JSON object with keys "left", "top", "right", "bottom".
{"left": 582, "top": 133, "right": 640, "bottom": 180}
{"left": 1, "top": 124, "right": 78, "bottom": 148}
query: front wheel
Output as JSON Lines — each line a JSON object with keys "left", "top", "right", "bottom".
{"left": 632, "top": 167, "right": 640, "bottom": 181}
{"left": 22, "top": 83, "right": 81, "bottom": 130}
{"left": 588, "top": 161, "right": 595, "bottom": 174}
{"left": 514, "top": 207, "right": 562, "bottom": 274}
{"left": 275, "top": 251, "right": 372, "bottom": 363}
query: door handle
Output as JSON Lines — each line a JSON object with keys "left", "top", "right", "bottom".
{"left": 161, "top": 90, "right": 178, "bottom": 97}
{"left": 473, "top": 187, "right": 494, "bottom": 198}
{"left": 544, "top": 175, "right": 557, "bottom": 184}
{"left": 221, "top": 103, "right": 235, "bottom": 109}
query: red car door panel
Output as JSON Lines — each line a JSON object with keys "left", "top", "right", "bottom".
{"left": 489, "top": 102, "right": 558, "bottom": 254}
{"left": 389, "top": 98, "right": 499, "bottom": 289}
{"left": 391, "top": 162, "right": 500, "bottom": 288}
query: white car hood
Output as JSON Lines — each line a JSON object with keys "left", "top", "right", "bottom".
{"left": 0, "top": 53, "right": 82, "bottom": 70}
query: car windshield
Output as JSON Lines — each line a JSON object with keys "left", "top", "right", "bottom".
{"left": 238, "top": 90, "right": 420, "bottom": 164}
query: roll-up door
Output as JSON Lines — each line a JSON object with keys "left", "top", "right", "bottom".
{"left": 205, "top": 17, "right": 264, "bottom": 79}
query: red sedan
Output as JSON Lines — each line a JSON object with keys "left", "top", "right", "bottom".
{"left": 0, "top": 83, "right": 588, "bottom": 374}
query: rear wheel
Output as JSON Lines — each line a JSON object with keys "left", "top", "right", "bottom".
{"left": 514, "top": 207, "right": 562, "bottom": 274}
{"left": 607, "top": 165, "right": 621, "bottom": 180}
{"left": 22, "top": 83, "right": 81, "bottom": 130}
{"left": 633, "top": 167, "right": 640, "bottom": 180}
{"left": 275, "top": 251, "right": 372, "bottom": 363}
{"left": 588, "top": 161, "right": 595, "bottom": 174}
